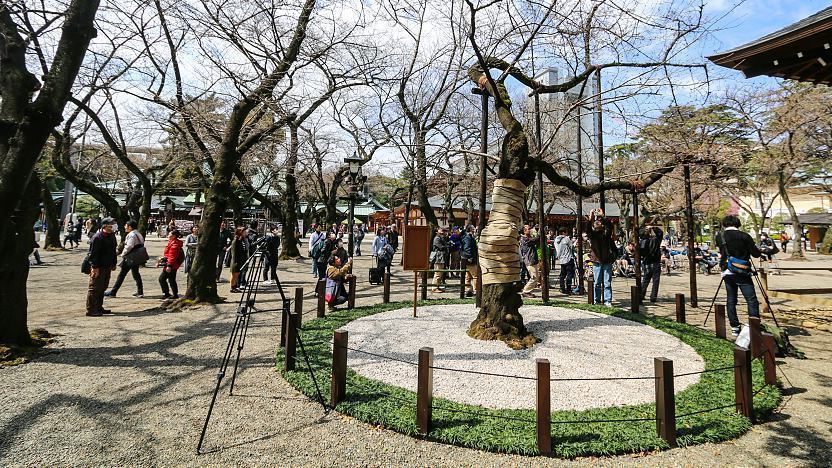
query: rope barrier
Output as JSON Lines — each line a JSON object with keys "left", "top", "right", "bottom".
{"left": 429, "top": 365, "right": 536, "bottom": 381}
{"left": 550, "top": 375, "right": 657, "bottom": 382}
{"left": 339, "top": 345, "right": 419, "bottom": 366}
{"left": 753, "top": 385, "right": 769, "bottom": 397}
{"left": 675, "top": 403, "right": 736, "bottom": 419}
{"left": 673, "top": 364, "right": 739, "bottom": 378}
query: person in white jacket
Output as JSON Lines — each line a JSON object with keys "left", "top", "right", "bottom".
{"left": 105, "top": 221, "right": 146, "bottom": 298}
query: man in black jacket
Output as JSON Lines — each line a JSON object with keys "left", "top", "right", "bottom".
{"left": 460, "top": 225, "right": 478, "bottom": 297}
{"left": 715, "top": 215, "right": 762, "bottom": 336}
{"left": 639, "top": 226, "right": 664, "bottom": 303}
{"left": 86, "top": 218, "right": 118, "bottom": 316}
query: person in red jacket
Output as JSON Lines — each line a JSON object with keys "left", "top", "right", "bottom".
{"left": 157, "top": 229, "right": 184, "bottom": 299}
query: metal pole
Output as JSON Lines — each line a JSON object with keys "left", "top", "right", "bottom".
{"left": 683, "top": 163, "right": 698, "bottom": 307}
{"left": 595, "top": 69, "right": 605, "bottom": 212}
{"left": 348, "top": 183, "right": 355, "bottom": 258}
{"left": 534, "top": 93, "right": 549, "bottom": 302}
{"left": 632, "top": 192, "right": 642, "bottom": 292}
{"left": 474, "top": 88, "right": 489, "bottom": 308}
{"left": 575, "top": 97, "right": 585, "bottom": 294}
{"left": 478, "top": 91, "right": 488, "bottom": 235}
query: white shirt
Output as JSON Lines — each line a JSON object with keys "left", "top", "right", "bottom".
{"left": 122, "top": 230, "right": 144, "bottom": 256}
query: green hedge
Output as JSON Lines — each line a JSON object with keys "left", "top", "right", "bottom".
{"left": 278, "top": 299, "right": 780, "bottom": 458}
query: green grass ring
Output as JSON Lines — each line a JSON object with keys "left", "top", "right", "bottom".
{"left": 279, "top": 299, "right": 781, "bottom": 458}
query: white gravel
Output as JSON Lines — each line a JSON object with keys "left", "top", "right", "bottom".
{"left": 341, "top": 304, "right": 705, "bottom": 410}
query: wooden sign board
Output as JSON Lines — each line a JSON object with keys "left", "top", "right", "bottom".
{"left": 403, "top": 225, "right": 432, "bottom": 271}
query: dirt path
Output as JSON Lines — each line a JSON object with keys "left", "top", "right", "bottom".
{"left": 1, "top": 238, "right": 830, "bottom": 466}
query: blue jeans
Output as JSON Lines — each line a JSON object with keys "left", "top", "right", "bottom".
{"left": 724, "top": 274, "right": 760, "bottom": 328}
{"left": 593, "top": 263, "right": 613, "bottom": 304}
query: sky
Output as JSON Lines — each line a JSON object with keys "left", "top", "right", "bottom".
{"left": 705, "top": 0, "right": 832, "bottom": 84}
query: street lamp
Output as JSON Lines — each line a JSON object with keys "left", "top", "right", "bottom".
{"left": 344, "top": 153, "right": 364, "bottom": 257}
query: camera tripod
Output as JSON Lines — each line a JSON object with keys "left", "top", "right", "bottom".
{"left": 196, "top": 240, "right": 329, "bottom": 454}
{"left": 702, "top": 266, "right": 781, "bottom": 329}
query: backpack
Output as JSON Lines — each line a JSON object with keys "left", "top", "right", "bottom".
{"left": 176, "top": 246, "right": 185, "bottom": 265}
{"left": 310, "top": 234, "right": 324, "bottom": 259}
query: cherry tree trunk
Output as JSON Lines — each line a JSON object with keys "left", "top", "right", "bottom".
{"left": 468, "top": 179, "right": 538, "bottom": 349}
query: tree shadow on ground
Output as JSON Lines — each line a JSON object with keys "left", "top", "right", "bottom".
{"left": 0, "top": 302, "right": 293, "bottom": 463}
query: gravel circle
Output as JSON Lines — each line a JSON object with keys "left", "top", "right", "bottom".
{"left": 341, "top": 304, "right": 705, "bottom": 410}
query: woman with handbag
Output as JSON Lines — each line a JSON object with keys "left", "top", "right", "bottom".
{"left": 105, "top": 221, "right": 148, "bottom": 298}
{"left": 158, "top": 229, "right": 184, "bottom": 299}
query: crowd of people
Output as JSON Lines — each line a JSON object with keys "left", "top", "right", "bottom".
{"left": 72, "top": 209, "right": 768, "bottom": 334}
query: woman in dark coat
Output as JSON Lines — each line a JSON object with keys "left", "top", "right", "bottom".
{"left": 229, "top": 227, "right": 248, "bottom": 292}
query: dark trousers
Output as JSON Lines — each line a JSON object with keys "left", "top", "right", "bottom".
{"left": 86, "top": 267, "right": 112, "bottom": 314}
{"left": 641, "top": 262, "right": 662, "bottom": 302}
{"left": 558, "top": 259, "right": 575, "bottom": 293}
{"left": 317, "top": 262, "right": 327, "bottom": 280}
{"left": 263, "top": 255, "right": 278, "bottom": 280}
{"left": 724, "top": 274, "right": 760, "bottom": 328}
{"left": 110, "top": 263, "right": 143, "bottom": 295}
{"left": 159, "top": 268, "right": 179, "bottom": 297}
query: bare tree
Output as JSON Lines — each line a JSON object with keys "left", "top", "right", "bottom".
{"left": 463, "top": 0, "right": 710, "bottom": 349}
{"left": 0, "top": 0, "right": 100, "bottom": 346}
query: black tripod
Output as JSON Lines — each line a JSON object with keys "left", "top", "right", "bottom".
{"left": 196, "top": 240, "right": 328, "bottom": 454}
{"left": 702, "top": 267, "right": 780, "bottom": 328}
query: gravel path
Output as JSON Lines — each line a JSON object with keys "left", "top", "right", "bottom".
{"left": 1, "top": 239, "right": 831, "bottom": 466}
{"left": 343, "top": 304, "right": 703, "bottom": 410}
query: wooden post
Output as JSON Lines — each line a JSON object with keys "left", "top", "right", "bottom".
{"left": 476, "top": 265, "right": 483, "bottom": 308}
{"left": 587, "top": 278, "right": 594, "bottom": 305}
{"left": 284, "top": 311, "right": 298, "bottom": 371}
{"left": 293, "top": 287, "right": 303, "bottom": 323}
{"left": 759, "top": 270, "right": 772, "bottom": 314}
{"left": 459, "top": 263, "right": 466, "bottom": 300}
{"left": 631, "top": 285, "right": 641, "bottom": 313}
{"left": 416, "top": 347, "right": 434, "bottom": 435}
{"left": 331, "top": 330, "right": 348, "bottom": 407}
{"left": 280, "top": 304, "right": 288, "bottom": 348}
{"left": 734, "top": 346, "right": 753, "bottom": 421}
{"left": 654, "top": 357, "right": 677, "bottom": 447}
{"left": 536, "top": 358, "right": 552, "bottom": 454}
{"left": 675, "top": 293, "right": 686, "bottom": 323}
{"left": 383, "top": 271, "right": 391, "bottom": 304}
{"left": 317, "top": 279, "right": 326, "bottom": 318}
{"left": 714, "top": 304, "right": 727, "bottom": 339}
{"left": 420, "top": 270, "right": 428, "bottom": 301}
{"left": 413, "top": 271, "right": 418, "bottom": 317}
{"left": 748, "top": 316, "right": 762, "bottom": 359}
{"left": 347, "top": 276, "right": 356, "bottom": 310}
{"left": 761, "top": 332, "right": 777, "bottom": 386}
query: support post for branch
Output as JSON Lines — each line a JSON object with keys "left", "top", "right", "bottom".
{"left": 759, "top": 271, "right": 771, "bottom": 314}
{"left": 281, "top": 302, "right": 289, "bottom": 348}
{"left": 734, "top": 346, "right": 753, "bottom": 421}
{"left": 347, "top": 276, "right": 356, "bottom": 310}
{"left": 683, "top": 163, "right": 698, "bottom": 308}
{"left": 675, "top": 293, "right": 686, "bottom": 323}
{"left": 331, "top": 330, "right": 348, "bottom": 407}
{"left": 632, "top": 192, "right": 642, "bottom": 292}
{"left": 749, "top": 316, "right": 762, "bottom": 359}
{"left": 535, "top": 358, "right": 552, "bottom": 454}
{"left": 761, "top": 332, "right": 777, "bottom": 386}
{"left": 284, "top": 311, "right": 299, "bottom": 371}
{"left": 654, "top": 357, "right": 677, "bottom": 447}
{"left": 383, "top": 271, "right": 391, "bottom": 303}
{"left": 631, "top": 285, "right": 641, "bottom": 314}
{"left": 317, "top": 279, "right": 326, "bottom": 318}
{"left": 416, "top": 347, "right": 434, "bottom": 435}
{"left": 534, "top": 93, "right": 549, "bottom": 303}
{"left": 715, "top": 304, "right": 727, "bottom": 339}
